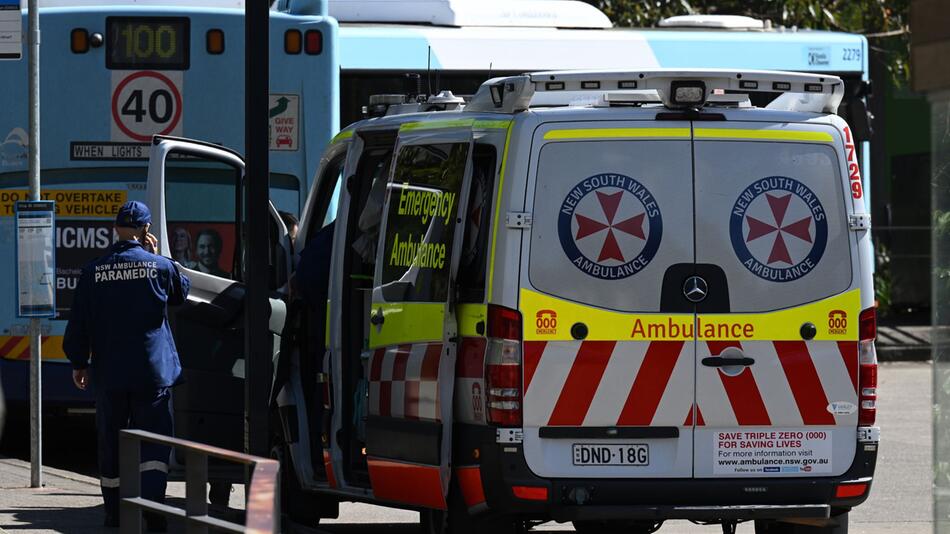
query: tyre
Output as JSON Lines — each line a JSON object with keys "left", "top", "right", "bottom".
{"left": 420, "top": 479, "right": 522, "bottom": 534}
{"left": 572, "top": 520, "right": 662, "bottom": 534}
{"left": 754, "top": 512, "right": 848, "bottom": 534}
{"left": 271, "top": 444, "right": 322, "bottom": 528}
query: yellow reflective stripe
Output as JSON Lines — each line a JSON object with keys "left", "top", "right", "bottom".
{"left": 487, "top": 121, "right": 514, "bottom": 299}
{"left": 0, "top": 335, "right": 66, "bottom": 361}
{"left": 472, "top": 119, "right": 512, "bottom": 130}
{"left": 368, "top": 302, "right": 445, "bottom": 348}
{"left": 694, "top": 128, "right": 834, "bottom": 143}
{"left": 543, "top": 128, "right": 691, "bottom": 141}
{"left": 701, "top": 290, "right": 860, "bottom": 341}
{"left": 521, "top": 289, "right": 691, "bottom": 342}
{"left": 399, "top": 118, "right": 512, "bottom": 133}
{"left": 400, "top": 119, "right": 471, "bottom": 132}
{"left": 520, "top": 288, "right": 860, "bottom": 342}
{"left": 325, "top": 299, "right": 331, "bottom": 347}
{"left": 458, "top": 303, "right": 488, "bottom": 337}
{"left": 331, "top": 129, "right": 354, "bottom": 144}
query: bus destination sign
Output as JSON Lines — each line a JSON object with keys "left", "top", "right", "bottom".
{"left": 106, "top": 17, "right": 189, "bottom": 70}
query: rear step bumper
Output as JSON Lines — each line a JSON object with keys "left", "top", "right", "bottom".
{"left": 456, "top": 424, "right": 878, "bottom": 521}
{"left": 552, "top": 504, "right": 829, "bottom": 522}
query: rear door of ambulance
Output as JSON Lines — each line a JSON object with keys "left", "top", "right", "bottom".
{"left": 691, "top": 123, "right": 860, "bottom": 479}
{"left": 520, "top": 121, "right": 697, "bottom": 478}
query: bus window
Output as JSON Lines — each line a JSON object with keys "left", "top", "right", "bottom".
{"left": 164, "top": 162, "right": 240, "bottom": 280}
{"left": 269, "top": 173, "right": 301, "bottom": 220}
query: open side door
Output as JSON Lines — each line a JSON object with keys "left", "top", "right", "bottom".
{"left": 364, "top": 130, "right": 474, "bottom": 509}
{"left": 146, "top": 136, "right": 292, "bottom": 459}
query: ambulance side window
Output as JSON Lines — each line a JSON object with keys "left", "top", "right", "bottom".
{"left": 457, "top": 144, "right": 498, "bottom": 303}
{"left": 164, "top": 161, "right": 241, "bottom": 280}
{"left": 379, "top": 142, "right": 469, "bottom": 303}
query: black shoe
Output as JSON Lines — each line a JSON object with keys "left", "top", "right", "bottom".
{"left": 145, "top": 513, "right": 168, "bottom": 533}
{"left": 104, "top": 514, "right": 119, "bottom": 528}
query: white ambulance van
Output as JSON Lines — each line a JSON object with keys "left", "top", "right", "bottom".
{"left": 147, "top": 69, "right": 879, "bottom": 534}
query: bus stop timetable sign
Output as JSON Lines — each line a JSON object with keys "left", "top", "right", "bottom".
{"left": 16, "top": 201, "right": 56, "bottom": 317}
{"left": 0, "top": 0, "right": 21, "bottom": 60}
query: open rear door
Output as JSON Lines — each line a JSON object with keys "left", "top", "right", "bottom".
{"left": 691, "top": 124, "right": 860, "bottom": 478}
{"left": 365, "top": 129, "right": 473, "bottom": 509}
{"left": 146, "top": 137, "right": 292, "bottom": 456}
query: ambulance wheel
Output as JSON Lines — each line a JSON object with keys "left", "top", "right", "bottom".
{"left": 271, "top": 444, "right": 321, "bottom": 528}
{"left": 420, "top": 480, "right": 521, "bottom": 534}
{"left": 420, "top": 508, "right": 448, "bottom": 534}
{"left": 572, "top": 520, "right": 663, "bottom": 534}
{"left": 754, "top": 512, "right": 848, "bottom": 534}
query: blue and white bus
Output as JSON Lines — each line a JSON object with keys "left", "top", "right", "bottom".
{"left": 0, "top": 0, "right": 338, "bottom": 411}
{"left": 0, "top": 0, "right": 871, "bottom": 420}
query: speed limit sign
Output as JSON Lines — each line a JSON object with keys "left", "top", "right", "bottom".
{"left": 111, "top": 70, "right": 183, "bottom": 142}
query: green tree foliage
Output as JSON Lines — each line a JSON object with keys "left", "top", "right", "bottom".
{"left": 593, "top": 0, "right": 910, "bottom": 84}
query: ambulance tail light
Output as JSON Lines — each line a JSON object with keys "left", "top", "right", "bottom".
{"left": 858, "top": 307, "right": 877, "bottom": 426}
{"left": 486, "top": 305, "right": 523, "bottom": 427}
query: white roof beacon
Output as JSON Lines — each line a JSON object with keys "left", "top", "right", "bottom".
{"left": 467, "top": 69, "right": 844, "bottom": 114}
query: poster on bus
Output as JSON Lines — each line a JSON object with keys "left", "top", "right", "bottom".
{"left": 165, "top": 222, "right": 236, "bottom": 279}
{"left": 55, "top": 220, "right": 116, "bottom": 318}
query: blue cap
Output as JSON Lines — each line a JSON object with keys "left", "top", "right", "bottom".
{"left": 115, "top": 200, "right": 151, "bottom": 228}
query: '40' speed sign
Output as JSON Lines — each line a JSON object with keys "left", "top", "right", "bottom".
{"left": 111, "top": 70, "right": 184, "bottom": 142}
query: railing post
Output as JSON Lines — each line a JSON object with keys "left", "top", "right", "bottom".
{"left": 273, "top": 466, "right": 280, "bottom": 534}
{"left": 119, "top": 431, "right": 142, "bottom": 533}
{"left": 185, "top": 450, "right": 209, "bottom": 534}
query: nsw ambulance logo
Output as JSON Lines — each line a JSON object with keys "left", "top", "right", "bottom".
{"left": 729, "top": 176, "right": 827, "bottom": 283}
{"left": 558, "top": 173, "right": 663, "bottom": 280}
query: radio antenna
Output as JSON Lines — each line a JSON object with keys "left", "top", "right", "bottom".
{"left": 427, "top": 46, "right": 432, "bottom": 96}
{"left": 488, "top": 61, "right": 493, "bottom": 80}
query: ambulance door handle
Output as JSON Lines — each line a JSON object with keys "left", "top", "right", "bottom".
{"left": 701, "top": 356, "right": 755, "bottom": 367}
{"left": 370, "top": 309, "right": 385, "bottom": 326}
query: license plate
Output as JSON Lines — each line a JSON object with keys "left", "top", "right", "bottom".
{"left": 572, "top": 443, "right": 649, "bottom": 466}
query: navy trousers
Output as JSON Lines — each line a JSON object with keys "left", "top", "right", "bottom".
{"left": 95, "top": 387, "right": 173, "bottom": 518}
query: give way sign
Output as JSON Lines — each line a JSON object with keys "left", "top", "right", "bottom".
{"left": 111, "top": 70, "right": 184, "bottom": 142}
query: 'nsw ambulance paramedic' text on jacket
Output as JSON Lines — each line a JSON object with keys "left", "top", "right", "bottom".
{"left": 64, "top": 240, "right": 191, "bottom": 391}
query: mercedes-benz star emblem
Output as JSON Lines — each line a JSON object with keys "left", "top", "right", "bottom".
{"left": 683, "top": 276, "right": 708, "bottom": 303}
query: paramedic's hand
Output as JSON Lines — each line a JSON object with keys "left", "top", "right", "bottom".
{"left": 144, "top": 233, "right": 159, "bottom": 254}
{"left": 72, "top": 369, "right": 88, "bottom": 391}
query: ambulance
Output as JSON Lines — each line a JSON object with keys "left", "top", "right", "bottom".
{"left": 146, "top": 69, "right": 879, "bottom": 534}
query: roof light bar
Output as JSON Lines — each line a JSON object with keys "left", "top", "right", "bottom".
{"left": 529, "top": 69, "right": 844, "bottom": 113}
{"left": 468, "top": 69, "right": 844, "bottom": 114}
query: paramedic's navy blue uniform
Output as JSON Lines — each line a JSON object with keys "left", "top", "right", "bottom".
{"left": 64, "top": 211, "right": 190, "bottom": 525}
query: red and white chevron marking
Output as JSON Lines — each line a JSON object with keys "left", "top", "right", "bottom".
{"left": 697, "top": 340, "right": 858, "bottom": 428}
{"left": 369, "top": 343, "right": 442, "bottom": 421}
{"left": 523, "top": 340, "right": 858, "bottom": 428}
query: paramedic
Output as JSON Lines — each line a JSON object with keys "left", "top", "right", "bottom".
{"left": 64, "top": 200, "right": 190, "bottom": 531}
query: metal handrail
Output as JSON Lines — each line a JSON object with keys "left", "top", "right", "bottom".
{"left": 119, "top": 429, "right": 280, "bottom": 534}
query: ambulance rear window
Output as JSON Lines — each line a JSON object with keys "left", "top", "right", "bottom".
{"left": 694, "top": 138, "right": 853, "bottom": 312}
